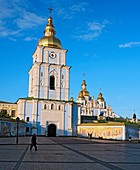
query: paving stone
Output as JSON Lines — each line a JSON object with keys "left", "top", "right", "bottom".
{"left": 0, "top": 137, "right": 140, "bottom": 170}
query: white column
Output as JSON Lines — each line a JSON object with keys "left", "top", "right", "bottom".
{"left": 18, "top": 100, "right": 25, "bottom": 120}
{"left": 32, "top": 100, "right": 37, "bottom": 122}
{"left": 122, "top": 126, "right": 125, "bottom": 140}
{"left": 68, "top": 103, "right": 72, "bottom": 129}
{"left": 57, "top": 67, "right": 61, "bottom": 100}
{"left": 78, "top": 105, "right": 81, "bottom": 124}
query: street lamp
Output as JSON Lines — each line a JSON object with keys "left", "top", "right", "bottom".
{"left": 16, "top": 117, "right": 20, "bottom": 144}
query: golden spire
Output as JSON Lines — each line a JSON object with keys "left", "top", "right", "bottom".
{"left": 38, "top": 8, "right": 62, "bottom": 49}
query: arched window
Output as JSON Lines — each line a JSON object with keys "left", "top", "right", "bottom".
{"left": 58, "top": 105, "right": 61, "bottom": 110}
{"left": 26, "top": 117, "right": 30, "bottom": 122}
{"left": 50, "top": 75, "right": 55, "bottom": 90}
{"left": 44, "top": 104, "right": 47, "bottom": 109}
{"left": 51, "top": 104, "right": 54, "bottom": 110}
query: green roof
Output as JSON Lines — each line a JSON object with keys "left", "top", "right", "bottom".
{"left": 17, "top": 97, "right": 79, "bottom": 104}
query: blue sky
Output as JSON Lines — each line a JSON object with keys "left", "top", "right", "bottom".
{"left": 0, "top": 0, "right": 140, "bottom": 118}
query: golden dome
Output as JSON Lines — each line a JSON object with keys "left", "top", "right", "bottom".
{"left": 38, "top": 36, "right": 62, "bottom": 49}
{"left": 38, "top": 17, "right": 62, "bottom": 49}
{"left": 97, "top": 93, "right": 104, "bottom": 102}
{"left": 81, "top": 80, "right": 90, "bottom": 97}
{"left": 78, "top": 91, "right": 85, "bottom": 100}
{"left": 82, "top": 89, "right": 90, "bottom": 96}
{"left": 70, "top": 97, "right": 74, "bottom": 101}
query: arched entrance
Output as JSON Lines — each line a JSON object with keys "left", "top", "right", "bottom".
{"left": 48, "top": 124, "right": 56, "bottom": 137}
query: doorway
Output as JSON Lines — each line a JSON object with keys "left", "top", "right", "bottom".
{"left": 48, "top": 124, "right": 56, "bottom": 137}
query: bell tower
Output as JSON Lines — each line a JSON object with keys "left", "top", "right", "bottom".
{"left": 28, "top": 10, "right": 71, "bottom": 101}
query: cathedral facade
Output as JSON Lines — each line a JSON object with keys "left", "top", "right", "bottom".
{"left": 17, "top": 15, "right": 81, "bottom": 136}
{"left": 77, "top": 80, "right": 120, "bottom": 119}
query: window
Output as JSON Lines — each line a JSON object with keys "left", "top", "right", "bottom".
{"left": 58, "top": 105, "right": 61, "bottom": 110}
{"left": 26, "top": 117, "right": 29, "bottom": 122}
{"left": 51, "top": 104, "right": 54, "bottom": 110}
{"left": 11, "top": 110, "right": 15, "bottom": 117}
{"left": 44, "top": 104, "right": 47, "bottom": 109}
{"left": 50, "top": 75, "right": 55, "bottom": 90}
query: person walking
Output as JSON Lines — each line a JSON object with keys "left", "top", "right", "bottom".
{"left": 88, "top": 133, "right": 90, "bottom": 140}
{"left": 30, "top": 134, "right": 37, "bottom": 151}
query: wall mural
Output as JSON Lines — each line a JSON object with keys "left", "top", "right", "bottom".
{"left": 78, "top": 126, "right": 123, "bottom": 140}
{"left": 0, "top": 122, "right": 11, "bottom": 136}
{"left": 0, "top": 121, "right": 26, "bottom": 136}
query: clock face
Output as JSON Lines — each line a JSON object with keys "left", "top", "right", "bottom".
{"left": 49, "top": 52, "right": 56, "bottom": 59}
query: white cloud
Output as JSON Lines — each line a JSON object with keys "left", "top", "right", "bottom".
{"left": 74, "top": 21, "right": 108, "bottom": 41}
{"left": 24, "top": 37, "right": 37, "bottom": 41}
{"left": 88, "top": 22, "right": 105, "bottom": 31}
{"left": 74, "top": 32, "right": 101, "bottom": 41}
{"left": 56, "top": 2, "right": 88, "bottom": 20}
{"left": 0, "top": 0, "right": 46, "bottom": 40}
{"left": 70, "top": 3, "right": 88, "bottom": 12}
{"left": 84, "top": 53, "right": 100, "bottom": 58}
{"left": 0, "top": 0, "right": 27, "bottom": 18}
{"left": 0, "top": 20, "right": 20, "bottom": 38}
{"left": 16, "top": 11, "right": 46, "bottom": 30}
{"left": 119, "top": 42, "right": 140, "bottom": 48}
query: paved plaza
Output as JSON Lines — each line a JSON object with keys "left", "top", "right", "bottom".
{"left": 0, "top": 137, "right": 140, "bottom": 170}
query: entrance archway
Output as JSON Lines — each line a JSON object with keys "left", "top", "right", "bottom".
{"left": 48, "top": 124, "right": 56, "bottom": 137}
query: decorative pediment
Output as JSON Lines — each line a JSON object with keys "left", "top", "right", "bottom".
{"left": 49, "top": 69, "right": 57, "bottom": 76}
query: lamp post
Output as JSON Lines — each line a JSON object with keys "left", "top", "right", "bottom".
{"left": 16, "top": 117, "right": 20, "bottom": 144}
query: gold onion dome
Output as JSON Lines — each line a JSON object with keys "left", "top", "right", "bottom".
{"left": 82, "top": 89, "right": 90, "bottom": 96}
{"left": 81, "top": 80, "right": 90, "bottom": 97}
{"left": 38, "top": 17, "right": 62, "bottom": 49}
{"left": 78, "top": 91, "right": 85, "bottom": 100}
{"left": 97, "top": 93, "right": 104, "bottom": 102}
{"left": 70, "top": 97, "right": 74, "bottom": 101}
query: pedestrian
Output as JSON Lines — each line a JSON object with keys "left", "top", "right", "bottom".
{"left": 88, "top": 133, "right": 90, "bottom": 140}
{"left": 90, "top": 133, "right": 92, "bottom": 140}
{"left": 30, "top": 134, "right": 37, "bottom": 151}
